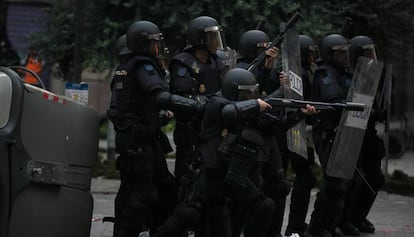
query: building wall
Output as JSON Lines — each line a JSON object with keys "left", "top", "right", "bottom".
{"left": 6, "top": 2, "right": 50, "bottom": 55}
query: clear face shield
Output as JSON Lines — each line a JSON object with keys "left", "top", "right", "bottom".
{"left": 237, "top": 83, "right": 259, "bottom": 100}
{"left": 362, "top": 44, "right": 377, "bottom": 60}
{"left": 205, "top": 25, "right": 226, "bottom": 54}
{"left": 148, "top": 33, "right": 170, "bottom": 70}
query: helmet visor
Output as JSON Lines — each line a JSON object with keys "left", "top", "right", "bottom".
{"left": 148, "top": 33, "right": 170, "bottom": 69}
{"left": 256, "top": 42, "right": 271, "bottom": 57}
{"left": 205, "top": 25, "right": 226, "bottom": 53}
{"left": 256, "top": 42, "right": 271, "bottom": 48}
{"left": 237, "top": 83, "right": 259, "bottom": 100}
{"left": 331, "top": 44, "right": 350, "bottom": 51}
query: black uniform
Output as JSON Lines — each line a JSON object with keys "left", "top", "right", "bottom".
{"left": 169, "top": 51, "right": 226, "bottom": 183}
{"left": 339, "top": 35, "right": 386, "bottom": 234}
{"left": 285, "top": 60, "right": 317, "bottom": 237}
{"left": 109, "top": 54, "right": 201, "bottom": 237}
{"left": 308, "top": 62, "right": 352, "bottom": 237}
{"left": 153, "top": 94, "right": 275, "bottom": 237}
{"left": 108, "top": 55, "right": 175, "bottom": 236}
{"left": 199, "top": 94, "right": 279, "bottom": 237}
{"left": 338, "top": 100, "right": 386, "bottom": 234}
{"left": 350, "top": 105, "right": 386, "bottom": 228}
{"left": 235, "top": 59, "right": 300, "bottom": 237}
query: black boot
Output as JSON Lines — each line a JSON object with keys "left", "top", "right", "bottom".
{"left": 353, "top": 218, "right": 375, "bottom": 233}
{"left": 339, "top": 222, "right": 359, "bottom": 236}
{"left": 303, "top": 229, "right": 333, "bottom": 237}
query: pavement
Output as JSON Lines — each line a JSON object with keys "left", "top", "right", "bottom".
{"left": 89, "top": 155, "right": 414, "bottom": 237}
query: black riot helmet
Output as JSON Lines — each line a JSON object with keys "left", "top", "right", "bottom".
{"left": 350, "top": 35, "right": 377, "bottom": 66}
{"left": 221, "top": 68, "right": 259, "bottom": 101}
{"left": 186, "top": 16, "right": 226, "bottom": 53}
{"left": 320, "top": 33, "right": 350, "bottom": 67}
{"left": 121, "top": 20, "right": 169, "bottom": 67}
{"left": 238, "top": 30, "right": 270, "bottom": 61}
{"left": 299, "top": 35, "right": 318, "bottom": 65}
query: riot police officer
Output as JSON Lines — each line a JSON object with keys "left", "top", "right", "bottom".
{"left": 338, "top": 35, "right": 385, "bottom": 235}
{"left": 234, "top": 30, "right": 319, "bottom": 237}
{"left": 307, "top": 34, "right": 352, "bottom": 237}
{"left": 234, "top": 29, "right": 288, "bottom": 237}
{"left": 107, "top": 20, "right": 202, "bottom": 237}
{"left": 198, "top": 68, "right": 277, "bottom": 237}
{"left": 285, "top": 35, "right": 318, "bottom": 237}
{"left": 153, "top": 68, "right": 274, "bottom": 237}
{"left": 236, "top": 29, "right": 281, "bottom": 96}
{"left": 169, "top": 16, "right": 228, "bottom": 184}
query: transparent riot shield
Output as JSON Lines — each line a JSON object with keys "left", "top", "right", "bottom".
{"left": 280, "top": 24, "right": 308, "bottom": 159}
{"left": 326, "top": 57, "right": 384, "bottom": 179}
{"left": 0, "top": 66, "right": 99, "bottom": 237}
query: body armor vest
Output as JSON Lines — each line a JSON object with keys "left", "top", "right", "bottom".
{"left": 314, "top": 64, "right": 351, "bottom": 103}
{"left": 110, "top": 55, "right": 165, "bottom": 130}
{"left": 170, "top": 52, "right": 225, "bottom": 96}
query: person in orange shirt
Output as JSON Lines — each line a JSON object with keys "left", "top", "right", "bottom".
{"left": 24, "top": 48, "right": 43, "bottom": 85}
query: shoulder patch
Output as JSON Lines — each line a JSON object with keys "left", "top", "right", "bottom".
{"left": 143, "top": 63, "right": 155, "bottom": 72}
{"left": 177, "top": 66, "right": 188, "bottom": 77}
{"left": 322, "top": 75, "right": 333, "bottom": 85}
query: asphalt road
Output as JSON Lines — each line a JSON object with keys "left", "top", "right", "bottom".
{"left": 89, "top": 157, "right": 414, "bottom": 237}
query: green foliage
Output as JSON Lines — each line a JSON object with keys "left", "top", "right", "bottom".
{"left": 99, "top": 120, "right": 108, "bottom": 138}
{"left": 296, "top": 0, "right": 414, "bottom": 60}
{"left": 93, "top": 153, "right": 120, "bottom": 179}
{"left": 383, "top": 169, "right": 414, "bottom": 196}
{"left": 161, "top": 119, "right": 176, "bottom": 134}
{"left": 31, "top": 2, "right": 76, "bottom": 76}
{"left": 391, "top": 169, "right": 409, "bottom": 181}
{"left": 286, "top": 163, "right": 323, "bottom": 189}
{"left": 32, "top": 0, "right": 414, "bottom": 75}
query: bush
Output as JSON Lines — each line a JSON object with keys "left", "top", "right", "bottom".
{"left": 382, "top": 170, "right": 414, "bottom": 197}
{"left": 93, "top": 153, "right": 120, "bottom": 179}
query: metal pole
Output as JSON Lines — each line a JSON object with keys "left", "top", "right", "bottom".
{"left": 383, "top": 64, "right": 392, "bottom": 179}
{"left": 73, "top": 0, "right": 83, "bottom": 83}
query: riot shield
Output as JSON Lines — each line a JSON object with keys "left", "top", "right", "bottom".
{"left": 0, "top": 66, "right": 99, "bottom": 237}
{"left": 326, "top": 57, "right": 384, "bottom": 179}
{"left": 280, "top": 24, "right": 308, "bottom": 159}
